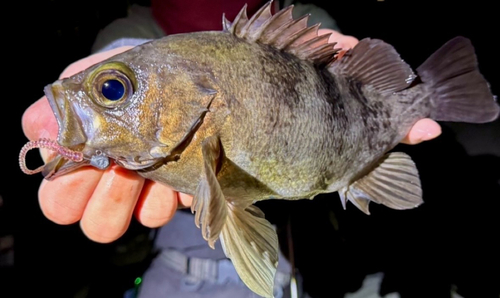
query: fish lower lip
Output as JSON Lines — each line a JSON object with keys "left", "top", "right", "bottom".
{"left": 115, "top": 158, "right": 160, "bottom": 170}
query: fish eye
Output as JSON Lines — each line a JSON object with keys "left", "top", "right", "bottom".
{"left": 102, "top": 79, "right": 125, "bottom": 101}
{"left": 88, "top": 64, "right": 136, "bottom": 108}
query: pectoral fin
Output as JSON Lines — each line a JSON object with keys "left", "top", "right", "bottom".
{"left": 221, "top": 204, "right": 279, "bottom": 298}
{"left": 192, "top": 135, "right": 279, "bottom": 297}
{"left": 339, "top": 152, "right": 423, "bottom": 215}
{"left": 191, "top": 135, "right": 227, "bottom": 248}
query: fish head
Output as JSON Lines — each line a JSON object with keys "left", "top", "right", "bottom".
{"left": 43, "top": 39, "right": 219, "bottom": 179}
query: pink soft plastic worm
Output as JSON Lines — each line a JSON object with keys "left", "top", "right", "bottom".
{"left": 19, "top": 138, "right": 83, "bottom": 175}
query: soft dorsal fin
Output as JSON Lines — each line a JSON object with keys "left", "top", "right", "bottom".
{"left": 329, "top": 38, "right": 417, "bottom": 93}
{"left": 223, "top": 0, "right": 340, "bottom": 66}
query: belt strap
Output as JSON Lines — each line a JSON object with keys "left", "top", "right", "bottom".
{"left": 159, "top": 249, "right": 291, "bottom": 287}
{"left": 159, "top": 249, "right": 218, "bottom": 282}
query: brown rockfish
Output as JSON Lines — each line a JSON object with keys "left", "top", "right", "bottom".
{"left": 19, "top": 1, "right": 500, "bottom": 297}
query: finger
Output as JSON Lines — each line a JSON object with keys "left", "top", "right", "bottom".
{"left": 59, "top": 46, "right": 134, "bottom": 79}
{"left": 331, "top": 35, "right": 359, "bottom": 50}
{"left": 80, "top": 165, "right": 145, "bottom": 243}
{"left": 401, "top": 118, "right": 442, "bottom": 145}
{"left": 39, "top": 168, "right": 104, "bottom": 225}
{"left": 178, "top": 193, "right": 193, "bottom": 209}
{"left": 21, "top": 96, "right": 58, "bottom": 162}
{"left": 318, "top": 28, "right": 359, "bottom": 50}
{"left": 134, "top": 181, "right": 178, "bottom": 228}
{"left": 22, "top": 96, "right": 56, "bottom": 140}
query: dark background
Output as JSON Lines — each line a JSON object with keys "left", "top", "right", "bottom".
{"left": 2, "top": 0, "right": 499, "bottom": 297}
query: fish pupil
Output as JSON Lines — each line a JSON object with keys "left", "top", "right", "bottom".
{"left": 102, "top": 79, "right": 125, "bottom": 101}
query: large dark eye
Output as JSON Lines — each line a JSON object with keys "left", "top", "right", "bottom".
{"left": 102, "top": 79, "right": 125, "bottom": 101}
{"left": 88, "top": 63, "right": 136, "bottom": 108}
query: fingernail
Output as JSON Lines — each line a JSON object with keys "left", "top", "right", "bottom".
{"left": 419, "top": 130, "right": 435, "bottom": 141}
{"left": 414, "top": 130, "right": 439, "bottom": 143}
{"left": 39, "top": 128, "right": 56, "bottom": 140}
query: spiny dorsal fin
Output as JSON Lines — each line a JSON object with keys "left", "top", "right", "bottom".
{"left": 223, "top": 0, "right": 340, "bottom": 66}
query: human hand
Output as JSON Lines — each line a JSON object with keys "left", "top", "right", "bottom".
{"left": 22, "top": 46, "right": 193, "bottom": 243}
{"left": 21, "top": 33, "right": 441, "bottom": 244}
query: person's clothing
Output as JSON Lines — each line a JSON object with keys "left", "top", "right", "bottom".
{"left": 151, "top": 0, "right": 273, "bottom": 35}
{"left": 92, "top": 2, "right": 340, "bottom": 53}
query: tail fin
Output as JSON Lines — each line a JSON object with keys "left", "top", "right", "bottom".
{"left": 416, "top": 36, "right": 499, "bottom": 123}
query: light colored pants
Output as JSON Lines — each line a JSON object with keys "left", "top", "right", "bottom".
{"left": 136, "top": 249, "right": 292, "bottom": 298}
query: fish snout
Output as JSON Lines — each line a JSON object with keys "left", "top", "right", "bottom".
{"left": 44, "top": 82, "right": 87, "bottom": 148}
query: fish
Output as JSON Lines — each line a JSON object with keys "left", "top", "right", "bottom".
{"left": 19, "top": 1, "right": 500, "bottom": 297}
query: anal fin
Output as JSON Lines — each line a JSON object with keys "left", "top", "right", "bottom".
{"left": 339, "top": 152, "right": 423, "bottom": 215}
{"left": 221, "top": 204, "right": 279, "bottom": 298}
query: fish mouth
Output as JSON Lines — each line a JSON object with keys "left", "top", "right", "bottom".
{"left": 114, "top": 157, "right": 161, "bottom": 170}
{"left": 41, "top": 82, "right": 90, "bottom": 179}
{"left": 44, "top": 83, "right": 64, "bottom": 131}
{"left": 44, "top": 82, "right": 87, "bottom": 148}
{"left": 43, "top": 83, "right": 162, "bottom": 174}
